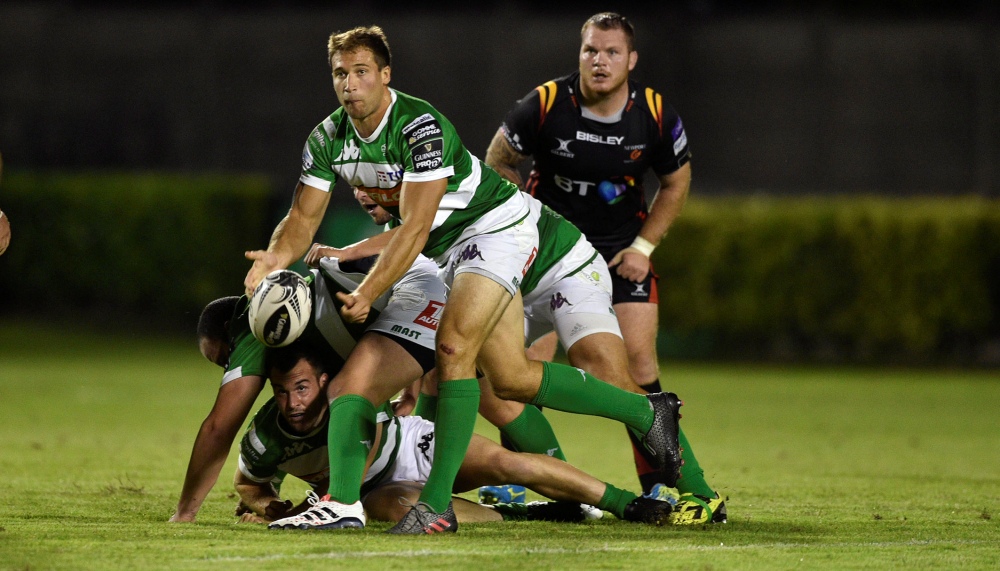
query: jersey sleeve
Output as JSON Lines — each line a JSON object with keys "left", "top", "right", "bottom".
{"left": 222, "top": 301, "right": 266, "bottom": 386}
{"left": 399, "top": 111, "right": 456, "bottom": 183}
{"left": 647, "top": 97, "right": 692, "bottom": 176}
{"left": 300, "top": 120, "right": 340, "bottom": 192}
{"left": 500, "top": 86, "right": 546, "bottom": 156}
{"left": 238, "top": 420, "right": 277, "bottom": 483}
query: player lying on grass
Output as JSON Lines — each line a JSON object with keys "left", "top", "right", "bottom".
{"left": 235, "top": 343, "right": 675, "bottom": 528}
{"left": 309, "top": 190, "right": 726, "bottom": 525}
{"left": 170, "top": 254, "right": 446, "bottom": 523}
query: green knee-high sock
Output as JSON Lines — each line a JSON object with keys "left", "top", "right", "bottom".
{"left": 500, "top": 404, "right": 567, "bottom": 461}
{"left": 676, "top": 426, "right": 715, "bottom": 497}
{"left": 413, "top": 393, "right": 438, "bottom": 422}
{"left": 326, "top": 395, "right": 377, "bottom": 504}
{"left": 597, "top": 483, "right": 639, "bottom": 520}
{"left": 418, "top": 378, "right": 480, "bottom": 513}
{"left": 530, "top": 361, "right": 653, "bottom": 434}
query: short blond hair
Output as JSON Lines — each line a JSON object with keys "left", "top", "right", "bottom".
{"left": 581, "top": 12, "right": 635, "bottom": 52}
{"left": 328, "top": 25, "right": 392, "bottom": 69}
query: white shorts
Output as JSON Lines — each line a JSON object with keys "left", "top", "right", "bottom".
{"left": 522, "top": 245, "right": 622, "bottom": 351}
{"left": 378, "top": 415, "right": 436, "bottom": 487}
{"left": 434, "top": 196, "right": 541, "bottom": 297}
{"left": 315, "top": 256, "right": 446, "bottom": 356}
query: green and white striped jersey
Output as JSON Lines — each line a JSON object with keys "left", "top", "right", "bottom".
{"left": 299, "top": 89, "right": 521, "bottom": 258}
{"left": 238, "top": 397, "right": 399, "bottom": 497}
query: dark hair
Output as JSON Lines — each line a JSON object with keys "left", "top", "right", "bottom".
{"left": 581, "top": 12, "right": 635, "bottom": 51}
{"left": 266, "top": 342, "right": 328, "bottom": 378}
{"left": 328, "top": 25, "right": 392, "bottom": 69}
{"left": 197, "top": 296, "right": 239, "bottom": 342}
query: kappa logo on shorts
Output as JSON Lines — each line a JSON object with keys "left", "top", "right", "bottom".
{"left": 413, "top": 300, "right": 444, "bottom": 331}
{"left": 550, "top": 292, "right": 573, "bottom": 311}
{"left": 632, "top": 283, "right": 647, "bottom": 296}
{"left": 459, "top": 244, "right": 485, "bottom": 263}
{"left": 417, "top": 431, "right": 434, "bottom": 462}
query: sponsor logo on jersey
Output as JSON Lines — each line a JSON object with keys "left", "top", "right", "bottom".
{"left": 376, "top": 168, "right": 405, "bottom": 186}
{"left": 672, "top": 117, "right": 687, "bottom": 156}
{"left": 302, "top": 143, "right": 314, "bottom": 171}
{"left": 401, "top": 113, "right": 435, "bottom": 135}
{"left": 629, "top": 149, "right": 643, "bottom": 160}
{"left": 551, "top": 138, "right": 574, "bottom": 158}
{"left": 632, "top": 283, "right": 647, "bottom": 296}
{"left": 413, "top": 300, "right": 444, "bottom": 330}
{"left": 502, "top": 124, "right": 524, "bottom": 153}
{"left": 576, "top": 132, "right": 624, "bottom": 146}
{"left": 407, "top": 124, "right": 442, "bottom": 144}
{"left": 411, "top": 138, "right": 444, "bottom": 172}
{"left": 335, "top": 139, "right": 360, "bottom": 161}
{"left": 522, "top": 247, "right": 537, "bottom": 277}
{"left": 310, "top": 128, "right": 326, "bottom": 147}
{"left": 459, "top": 243, "right": 485, "bottom": 263}
{"left": 358, "top": 184, "right": 401, "bottom": 207}
{"left": 550, "top": 292, "right": 573, "bottom": 311}
{"left": 554, "top": 175, "right": 596, "bottom": 196}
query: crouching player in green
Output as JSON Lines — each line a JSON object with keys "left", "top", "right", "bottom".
{"left": 232, "top": 343, "right": 675, "bottom": 528}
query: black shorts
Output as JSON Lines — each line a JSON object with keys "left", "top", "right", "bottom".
{"left": 371, "top": 330, "right": 436, "bottom": 375}
{"left": 610, "top": 262, "right": 659, "bottom": 305}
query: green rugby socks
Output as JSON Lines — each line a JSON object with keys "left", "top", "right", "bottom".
{"left": 326, "top": 395, "right": 377, "bottom": 504}
{"left": 500, "top": 403, "right": 567, "bottom": 461}
{"left": 418, "top": 378, "right": 480, "bottom": 513}
{"left": 530, "top": 361, "right": 654, "bottom": 434}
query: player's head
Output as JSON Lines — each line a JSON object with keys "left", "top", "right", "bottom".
{"left": 354, "top": 187, "right": 393, "bottom": 225}
{"left": 328, "top": 26, "right": 392, "bottom": 122}
{"left": 578, "top": 12, "right": 637, "bottom": 99}
{"left": 197, "top": 296, "right": 239, "bottom": 367}
{"left": 266, "top": 343, "right": 331, "bottom": 435}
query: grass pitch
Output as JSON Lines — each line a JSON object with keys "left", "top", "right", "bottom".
{"left": 0, "top": 321, "right": 997, "bottom": 570}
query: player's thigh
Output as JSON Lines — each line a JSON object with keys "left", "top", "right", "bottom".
{"left": 436, "top": 272, "right": 513, "bottom": 376}
{"left": 331, "top": 332, "right": 426, "bottom": 404}
{"left": 475, "top": 291, "right": 542, "bottom": 402}
{"left": 565, "top": 332, "right": 641, "bottom": 393}
{"left": 454, "top": 434, "right": 513, "bottom": 492}
{"left": 614, "top": 301, "right": 660, "bottom": 384}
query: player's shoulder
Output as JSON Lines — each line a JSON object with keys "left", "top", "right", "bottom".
{"left": 626, "top": 79, "right": 678, "bottom": 135}
{"left": 241, "top": 399, "right": 282, "bottom": 459}
{"left": 523, "top": 73, "right": 577, "bottom": 116}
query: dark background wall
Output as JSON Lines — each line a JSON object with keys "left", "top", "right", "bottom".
{"left": 2, "top": 1, "right": 999, "bottom": 206}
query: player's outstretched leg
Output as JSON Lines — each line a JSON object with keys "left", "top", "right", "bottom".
{"left": 386, "top": 501, "right": 458, "bottom": 534}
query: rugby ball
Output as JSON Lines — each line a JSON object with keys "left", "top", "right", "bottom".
{"left": 248, "top": 269, "right": 311, "bottom": 347}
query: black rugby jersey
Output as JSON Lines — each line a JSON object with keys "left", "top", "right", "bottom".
{"left": 500, "top": 72, "right": 690, "bottom": 257}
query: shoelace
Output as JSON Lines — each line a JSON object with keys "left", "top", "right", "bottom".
{"left": 395, "top": 497, "right": 434, "bottom": 529}
{"left": 305, "top": 490, "right": 324, "bottom": 507}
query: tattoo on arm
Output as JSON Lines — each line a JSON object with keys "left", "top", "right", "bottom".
{"left": 485, "top": 129, "right": 528, "bottom": 189}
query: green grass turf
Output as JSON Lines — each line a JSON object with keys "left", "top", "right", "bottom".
{"left": 0, "top": 321, "right": 997, "bottom": 570}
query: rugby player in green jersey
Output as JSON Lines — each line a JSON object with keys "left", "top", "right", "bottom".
{"left": 243, "top": 25, "right": 683, "bottom": 534}
{"left": 170, "top": 256, "right": 444, "bottom": 524}
{"left": 237, "top": 344, "right": 674, "bottom": 528}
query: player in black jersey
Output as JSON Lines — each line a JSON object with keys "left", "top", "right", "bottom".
{"left": 487, "top": 12, "right": 724, "bottom": 524}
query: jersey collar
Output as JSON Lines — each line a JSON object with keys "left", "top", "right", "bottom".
{"left": 349, "top": 89, "right": 398, "bottom": 144}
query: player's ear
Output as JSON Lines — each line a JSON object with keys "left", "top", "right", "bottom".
{"left": 628, "top": 50, "right": 637, "bottom": 72}
{"left": 381, "top": 65, "right": 391, "bottom": 85}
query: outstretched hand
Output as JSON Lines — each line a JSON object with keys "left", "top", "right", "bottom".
{"left": 244, "top": 250, "right": 281, "bottom": 296}
{"left": 607, "top": 248, "right": 651, "bottom": 283}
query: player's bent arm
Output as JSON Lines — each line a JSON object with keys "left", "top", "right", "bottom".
{"left": 169, "top": 376, "right": 264, "bottom": 522}
{"left": 353, "top": 179, "right": 446, "bottom": 303}
{"left": 485, "top": 128, "right": 528, "bottom": 189}
{"left": 640, "top": 162, "right": 691, "bottom": 247}
{"left": 245, "top": 182, "right": 331, "bottom": 293}
{"left": 305, "top": 226, "right": 401, "bottom": 267}
{"left": 232, "top": 470, "right": 294, "bottom": 522}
